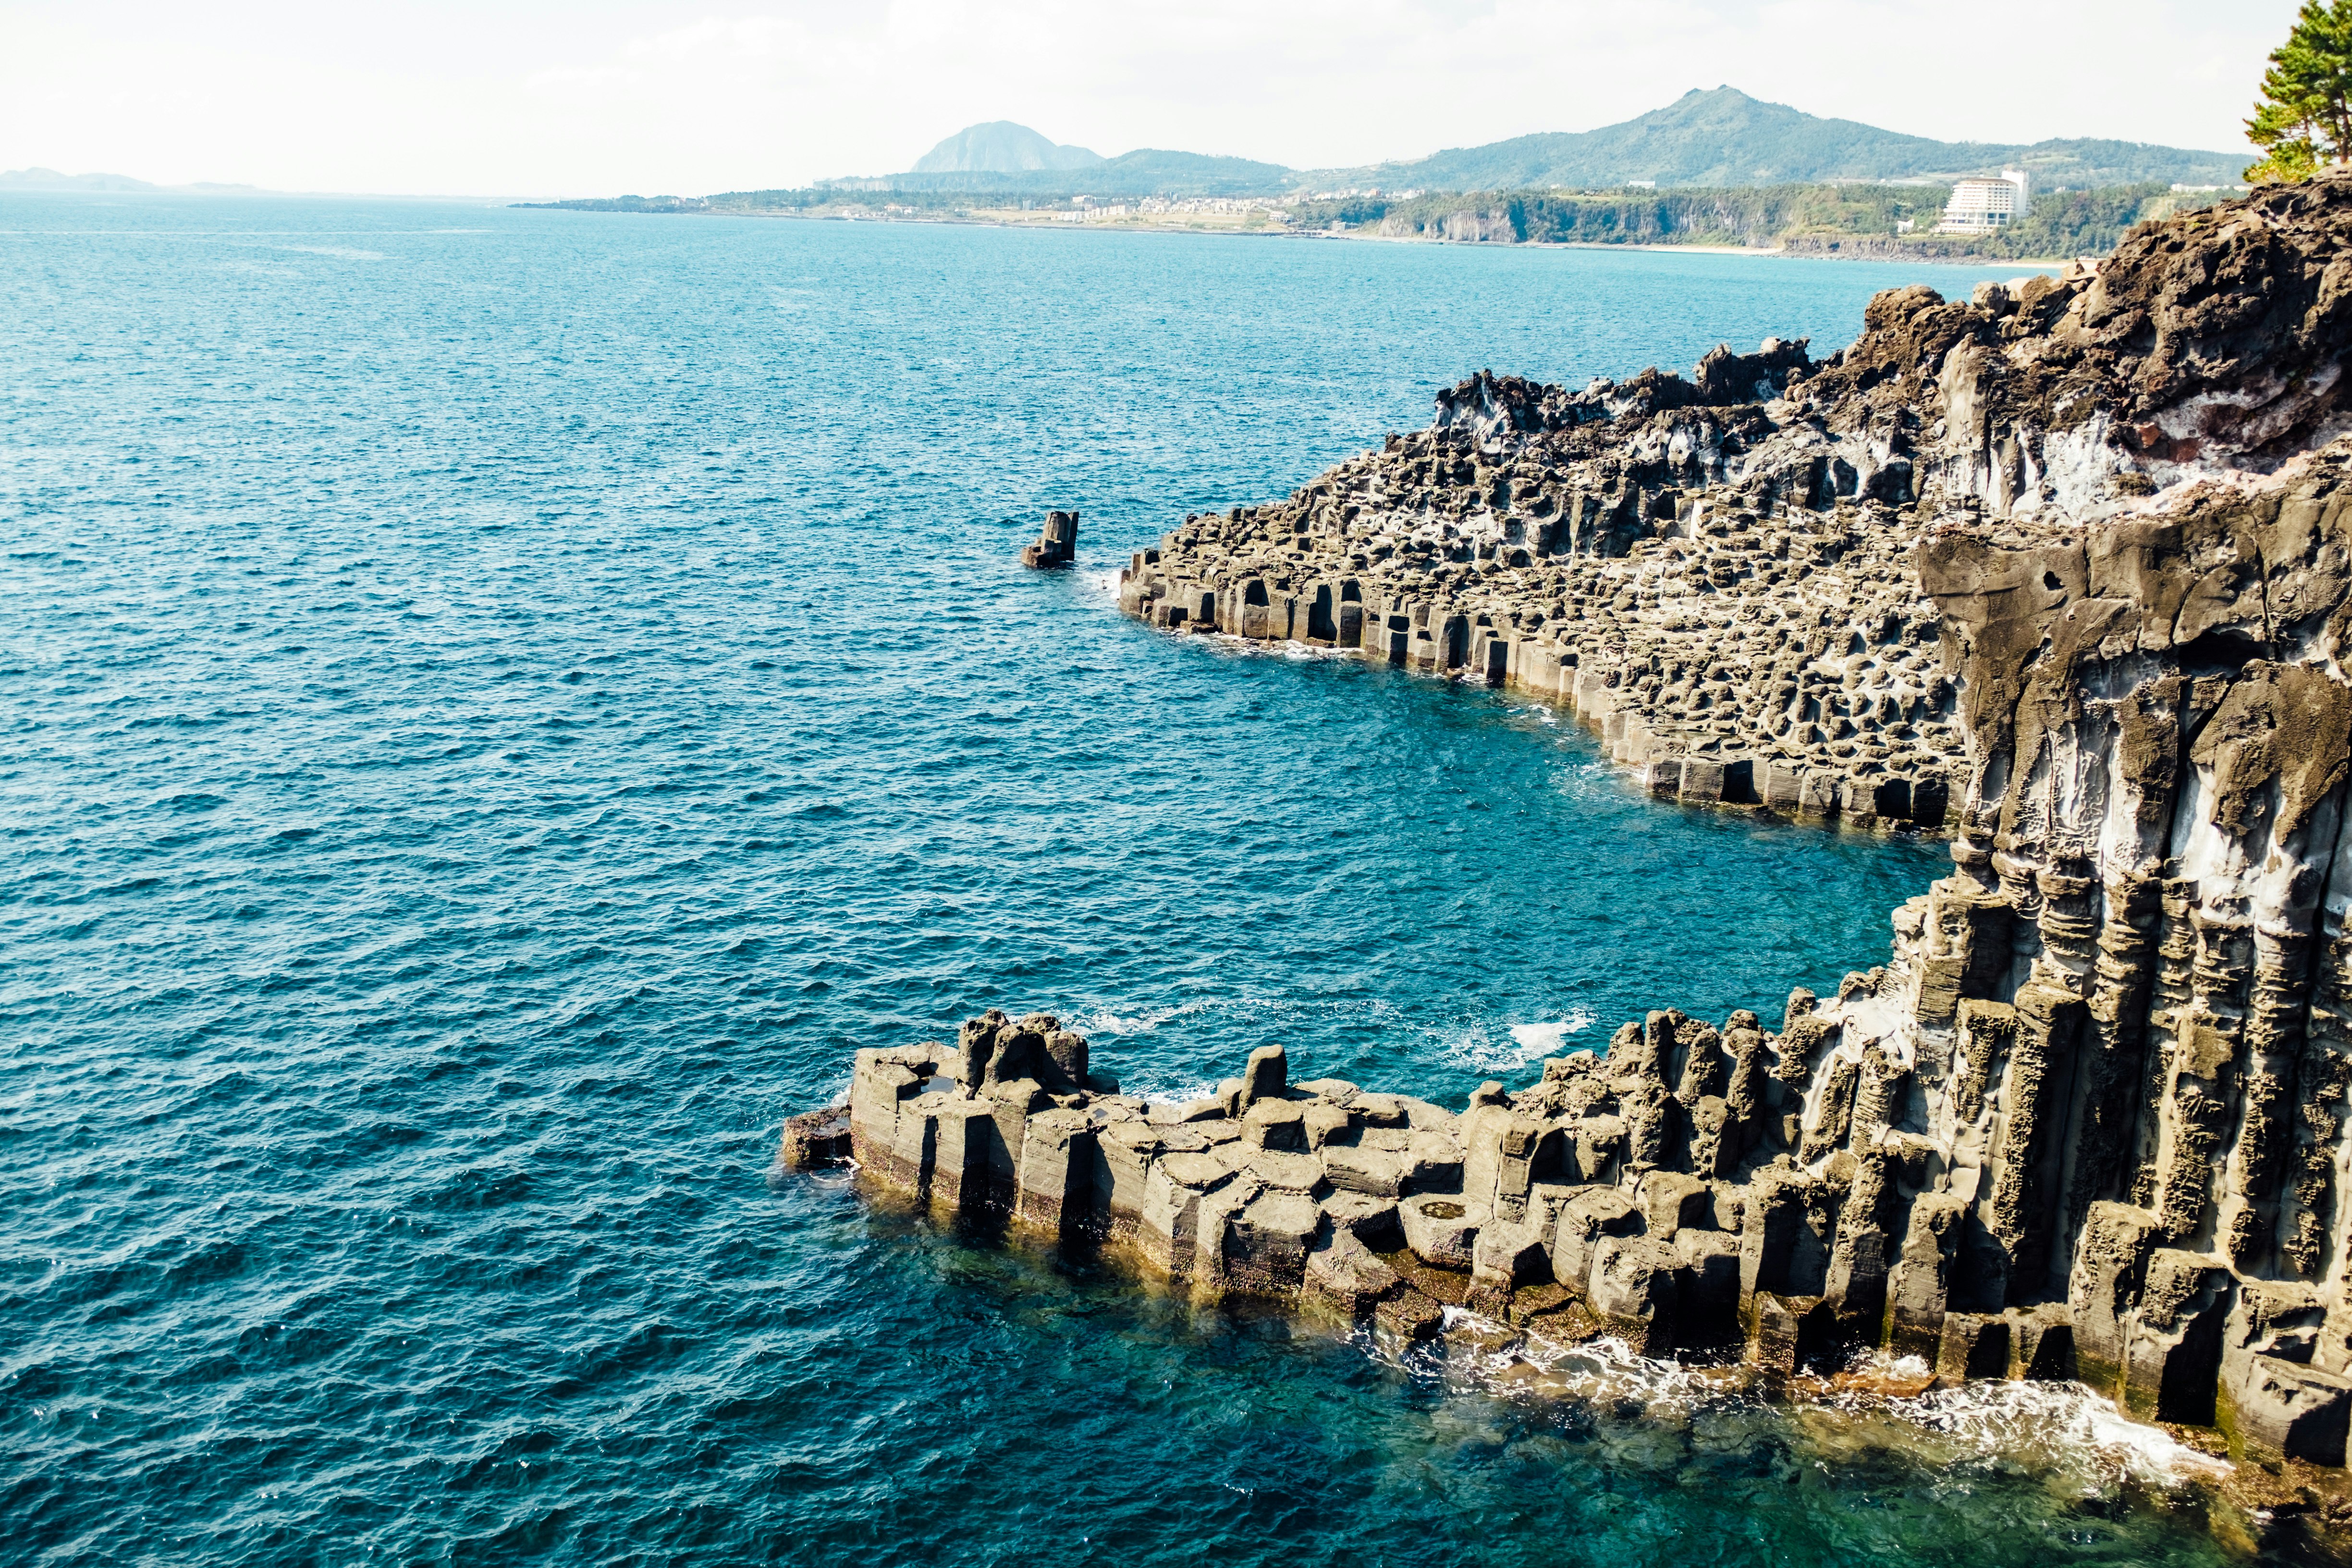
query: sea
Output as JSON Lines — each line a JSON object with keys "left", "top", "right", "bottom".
{"left": 1, "top": 195, "right": 2245, "bottom": 1565}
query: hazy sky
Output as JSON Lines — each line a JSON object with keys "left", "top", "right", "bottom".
{"left": 0, "top": 0, "right": 2298, "bottom": 196}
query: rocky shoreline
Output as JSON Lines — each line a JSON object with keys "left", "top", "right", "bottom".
{"left": 788, "top": 174, "right": 2352, "bottom": 1544}
{"left": 1113, "top": 336, "right": 1974, "bottom": 828}
{"left": 1114, "top": 180, "right": 2352, "bottom": 832}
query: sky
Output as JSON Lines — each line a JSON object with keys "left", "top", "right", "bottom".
{"left": 0, "top": 0, "right": 2301, "bottom": 196}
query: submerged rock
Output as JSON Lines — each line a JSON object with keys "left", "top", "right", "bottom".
{"left": 778, "top": 1104, "right": 850, "bottom": 1169}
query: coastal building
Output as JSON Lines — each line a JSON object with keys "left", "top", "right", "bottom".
{"left": 1937, "top": 169, "right": 2029, "bottom": 233}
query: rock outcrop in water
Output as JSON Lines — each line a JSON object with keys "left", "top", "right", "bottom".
{"left": 1023, "top": 509, "right": 1079, "bottom": 568}
{"left": 795, "top": 177, "right": 2352, "bottom": 1488}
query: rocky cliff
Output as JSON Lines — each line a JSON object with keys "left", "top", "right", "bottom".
{"left": 794, "top": 176, "right": 2352, "bottom": 1499}
{"left": 1118, "top": 176, "right": 2352, "bottom": 830}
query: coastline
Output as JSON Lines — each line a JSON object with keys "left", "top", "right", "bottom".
{"left": 792, "top": 180, "right": 2352, "bottom": 1560}
{"left": 529, "top": 202, "right": 2083, "bottom": 269}
{"left": 1116, "top": 344, "right": 1977, "bottom": 834}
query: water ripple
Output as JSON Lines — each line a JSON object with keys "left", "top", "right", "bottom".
{"left": 0, "top": 192, "right": 2221, "bottom": 1565}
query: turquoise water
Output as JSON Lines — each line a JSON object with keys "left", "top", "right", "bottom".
{"left": 1, "top": 196, "right": 2234, "bottom": 1564}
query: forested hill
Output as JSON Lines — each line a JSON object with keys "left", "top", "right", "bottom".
{"left": 1298, "top": 88, "right": 2242, "bottom": 192}
{"left": 1293, "top": 181, "right": 2233, "bottom": 259}
{"left": 521, "top": 88, "right": 2240, "bottom": 206}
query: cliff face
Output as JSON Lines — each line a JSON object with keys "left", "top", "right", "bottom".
{"left": 1117, "top": 175, "right": 2352, "bottom": 832}
{"left": 1119, "top": 348, "right": 1974, "bottom": 826}
{"left": 1915, "top": 449, "right": 2352, "bottom": 1433}
{"left": 798, "top": 177, "right": 2352, "bottom": 1485}
{"left": 1802, "top": 174, "right": 2352, "bottom": 502}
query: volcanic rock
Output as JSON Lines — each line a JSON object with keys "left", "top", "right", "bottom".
{"left": 1023, "top": 508, "right": 1079, "bottom": 567}
{"left": 798, "top": 177, "right": 2352, "bottom": 1485}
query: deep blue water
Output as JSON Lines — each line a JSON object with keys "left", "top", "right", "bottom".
{"left": 1, "top": 196, "right": 2236, "bottom": 1565}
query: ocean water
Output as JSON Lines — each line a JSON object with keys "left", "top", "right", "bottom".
{"left": 0, "top": 196, "right": 2241, "bottom": 1565}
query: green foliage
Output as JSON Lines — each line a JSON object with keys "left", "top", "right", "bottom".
{"left": 703, "top": 188, "right": 833, "bottom": 211}
{"left": 517, "top": 194, "right": 712, "bottom": 213}
{"left": 1289, "top": 184, "right": 1944, "bottom": 247}
{"left": 2248, "top": 0, "right": 2352, "bottom": 182}
{"left": 1286, "top": 182, "right": 2229, "bottom": 259}
{"left": 861, "top": 149, "right": 1291, "bottom": 199}
{"left": 1298, "top": 195, "right": 1397, "bottom": 226}
{"left": 2004, "top": 185, "right": 2189, "bottom": 256}
{"left": 1306, "top": 86, "right": 2245, "bottom": 194}
{"left": 522, "top": 177, "right": 2230, "bottom": 263}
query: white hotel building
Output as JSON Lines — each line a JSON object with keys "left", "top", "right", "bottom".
{"left": 1938, "top": 169, "right": 2031, "bottom": 234}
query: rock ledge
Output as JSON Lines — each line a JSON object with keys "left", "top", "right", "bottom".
{"left": 789, "top": 178, "right": 2352, "bottom": 1500}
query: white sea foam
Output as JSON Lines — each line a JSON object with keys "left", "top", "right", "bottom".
{"left": 1072, "top": 994, "right": 1408, "bottom": 1041}
{"left": 1078, "top": 995, "right": 1605, "bottom": 1097}
{"left": 1135, "top": 1080, "right": 1220, "bottom": 1107}
{"left": 1446, "top": 1009, "right": 1598, "bottom": 1073}
{"left": 1393, "top": 1309, "right": 1732, "bottom": 1417}
{"left": 1077, "top": 567, "right": 1123, "bottom": 602}
{"left": 1406, "top": 1325, "right": 2234, "bottom": 1496}
{"left": 1886, "top": 1375, "right": 2232, "bottom": 1487}
{"left": 1073, "top": 994, "right": 1413, "bottom": 1102}
{"left": 1507, "top": 1015, "right": 1595, "bottom": 1056}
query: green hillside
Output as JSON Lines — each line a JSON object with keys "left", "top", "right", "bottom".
{"left": 911, "top": 122, "right": 1103, "bottom": 174}
{"left": 521, "top": 89, "right": 2245, "bottom": 211}
{"left": 1300, "top": 87, "right": 2242, "bottom": 192}
{"left": 1291, "top": 181, "right": 2232, "bottom": 257}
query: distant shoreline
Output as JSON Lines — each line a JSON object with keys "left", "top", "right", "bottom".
{"left": 1325, "top": 228, "right": 2077, "bottom": 268}
{"left": 524, "top": 202, "right": 2078, "bottom": 269}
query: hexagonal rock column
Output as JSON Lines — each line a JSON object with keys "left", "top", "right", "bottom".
{"left": 1021, "top": 509, "right": 1078, "bottom": 568}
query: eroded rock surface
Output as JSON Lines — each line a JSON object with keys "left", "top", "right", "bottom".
{"left": 793, "top": 177, "right": 2352, "bottom": 1477}
{"left": 1116, "top": 175, "right": 2352, "bottom": 828}
{"left": 1023, "top": 509, "right": 1079, "bottom": 568}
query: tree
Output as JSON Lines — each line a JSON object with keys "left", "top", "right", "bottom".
{"left": 2249, "top": 1, "right": 2352, "bottom": 183}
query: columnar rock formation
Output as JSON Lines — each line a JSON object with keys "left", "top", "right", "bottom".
{"left": 792, "top": 177, "right": 2352, "bottom": 1474}
{"left": 1117, "top": 180, "right": 2352, "bottom": 828}
{"left": 1023, "top": 509, "right": 1079, "bottom": 568}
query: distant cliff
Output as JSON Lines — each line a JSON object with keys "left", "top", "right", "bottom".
{"left": 1298, "top": 182, "right": 2234, "bottom": 261}
{"left": 519, "top": 179, "right": 2227, "bottom": 265}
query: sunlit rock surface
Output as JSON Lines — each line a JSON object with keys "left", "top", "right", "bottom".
{"left": 797, "top": 176, "right": 2352, "bottom": 1497}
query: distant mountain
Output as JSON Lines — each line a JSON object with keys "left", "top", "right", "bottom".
{"left": 867, "top": 147, "right": 1294, "bottom": 198}
{"left": 845, "top": 89, "right": 2237, "bottom": 198}
{"left": 913, "top": 122, "right": 1103, "bottom": 174}
{"left": 1, "top": 167, "right": 266, "bottom": 194}
{"left": 2, "top": 167, "right": 160, "bottom": 191}
{"left": 1299, "top": 87, "right": 2242, "bottom": 192}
